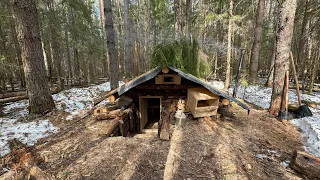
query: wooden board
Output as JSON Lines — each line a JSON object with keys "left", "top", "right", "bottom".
{"left": 187, "top": 87, "right": 219, "bottom": 118}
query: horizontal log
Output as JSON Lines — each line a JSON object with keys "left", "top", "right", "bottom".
{"left": 95, "top": 109, "right": 124, "bottom": 120}
{"left": 290, "top": 150, "right": 320, "bottom": 179}
{"left": 0, "top": 91, "right": 26, "bottom": 99}
{"left": 99, "top": 120, "right": 120, "bottom": 137}
{"left": 0, "top": 88, "right": 60, "bottom": 104}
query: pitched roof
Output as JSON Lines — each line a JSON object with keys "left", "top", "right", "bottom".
{"left": 110, "top": 66, "right": 250, "bottom": 112}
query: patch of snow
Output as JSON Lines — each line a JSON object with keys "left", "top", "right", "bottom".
{"left": 52, "top": 81, "right": 123, "bottom": 120}
{"left": 280, "top": 160, "right": 290, "bottom": 167}
{"left": 256, "top": 154, "right": 267, "bottom": 159}
{"left": 0, "top": 81, "right": 124, "bottom": 157}
{"left": 266, "top": 149, "right": 278, "bottom": 155}
{"left": 291, "top": 113, "right": 320, "bottom": 157}
{"left": 209, "top": 81, "right": 225, "bottom": 90}
{"left": 229, "top": 85, "right": 271, "bottom": 109}
{"left": 0, "top": 119, "right": 56, "bottom": 157}
{"left": 2, "top": 167, "right": 9, "bottom": 172}
{"left": 229, "top": 84, "right": 320, "bottom": 110}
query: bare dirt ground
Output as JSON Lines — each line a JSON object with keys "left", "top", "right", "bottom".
{"left": 1, "top": 103, "right": 306, "bottom": 180}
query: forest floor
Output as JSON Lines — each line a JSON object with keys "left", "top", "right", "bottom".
{"left": 0, "top": 80, "right": 319, "bottom": 179}
{"left": 0, "top": 102, "right": 307, "bottom": 179}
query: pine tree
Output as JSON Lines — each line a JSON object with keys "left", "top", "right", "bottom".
{"left": 269, "top": 0, "right": 297, "bottom": 115}
{"left": 249, "top": 0, "right": 265, "bottom": 84}
{"left": 104, "top": 0, "right": 119, "bottom": 89}
{"left": 12, "top": 0, "right": 55, "bottom": 114}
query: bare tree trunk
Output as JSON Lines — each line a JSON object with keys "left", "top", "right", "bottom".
{"left": 10, "top": 19, "right": 25, "bottom": 88}
{"left": 146, "top": 0, "right": 151, "bottom": 70}
{"left": 124, "top": 0, "right": 131, "bottom": 77}
{"left": 99, "top": 0, "right": 108, "bottom": 77}
{"left": 308, "top": 46, "right": 320, "bottom": 93}
{"left": 48, "top": 0, "right": 64, "bottom": 89}
{"left": 186, "top": 0, "right": 192, "bottom": 39}
{"left": 224, "top": 0, "right": 233, "bottom": 90}
{"left": 104, "top": 0, "right": 119, "bottom": 89}
{"left": 269, "top": 0, "right": 297, "bottom": 115}
{"left": 249, "top": 0, "right": 265, "bottom": 84}
{"left": 177, "top": 0, "right": 183, "bottom": 39}
{"left": 266, "top": 9, "right": 278, "bottom": 87}
{"left": 13, "top": 0, "right": 55, "bottom": 114}
{"left": 297, "top": 0, "right": 309, "bottom": 93}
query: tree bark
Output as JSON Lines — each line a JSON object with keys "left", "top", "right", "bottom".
{"left": 13, "top": 0, "right": 55, "bottom": 114}
{"left": 104, "top": 0, "right": 119, "bottom": 89}
{"left": 186, "top": 0, "right": 192, "bottom": 39}
{"left": 146, "top": 0, "right": 151, "bottom": 71}
{"left": 10, "top": 19, "right": 25, "bottom": 88}
{"left": 224, "top": 0, "right": 233, "bottom": 90}
{"left": 98, "top": 0, "right": 108, "bottom": 77}
{"left": 249, "top": 0, "right": 265, "bottom": 84}
{"left": 297, "top": 0, "right": 309, "bottom": 92}
{"left": 177, "top": 0, "right": 183, "bottom": 39}
{"left": 48, "top": 0, "right": 64, "bottom": 89}
{"left": 269, "top": 0, "right": 297, "bottom": 115}
{"left": 124, "top": 0, "right": 131, "bottom": 77}
{"left": 308, "top": 49, "right": 320, "bottom": 93}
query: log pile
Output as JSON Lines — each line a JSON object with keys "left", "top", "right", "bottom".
{"left": 290, "top": 150, "right": 320, "bottom": 178}
{"left": 93, "top": 104, "right": 136, "bottom": 137}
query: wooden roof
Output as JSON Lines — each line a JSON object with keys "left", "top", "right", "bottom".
{"left": 98, "top": 66, "right": 250, "bottom": 112}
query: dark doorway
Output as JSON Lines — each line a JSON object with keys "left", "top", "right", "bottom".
{"left": 139, "top": 96, "right": 161, "bottom": 131}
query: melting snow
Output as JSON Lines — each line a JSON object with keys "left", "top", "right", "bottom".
{"left": 256, "top": 154, "right": 267, "bottom": 159}
{"left": 227, "top": 83, "right": 320, "bottom": 157}
{"left": 0, "top": 119, "right": 56, "bottom": 157}
{"left": 0, "top": 81, "right": 123, "bottom": 157}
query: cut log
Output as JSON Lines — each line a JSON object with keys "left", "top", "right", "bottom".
{"left": 96, "top": 120, "right": 120, "bottom": 136}
{"left": 221, "top": 98, "right": 230, "bottom": 106}
{"left": 289, "top": 150, "right": 320, "bottom": 178}
{"left": 30, "top": 166, "right": 56, "bottom": 180}
{"left": 108, "top": 95, "right": 116, "bottom": 102}
{"left": 162, "top": 67, "right": 169, "bottom": 73}
{"left": 95, "top": 109, "right": 123, "bottom": 120}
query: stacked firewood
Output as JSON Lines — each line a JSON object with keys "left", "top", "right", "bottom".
{"left": 93, "top": 95, "right": 136, "bottom": 137}
{"left": 159, "top": 98, "right": 189, "bottom": 140}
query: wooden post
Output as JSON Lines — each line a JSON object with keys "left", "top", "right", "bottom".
{"left": 280, "top": 71, "right": 289, "bottom": 121}
{"left": 289, "top": 52, "right": 302, "bottom": 106}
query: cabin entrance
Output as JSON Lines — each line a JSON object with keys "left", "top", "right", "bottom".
{"left": 139, "top": 96, "right": 162, "bottom": 131}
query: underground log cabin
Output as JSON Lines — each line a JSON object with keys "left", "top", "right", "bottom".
{"left": 93, "top": 66, "right": 250, "bottom": 139}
